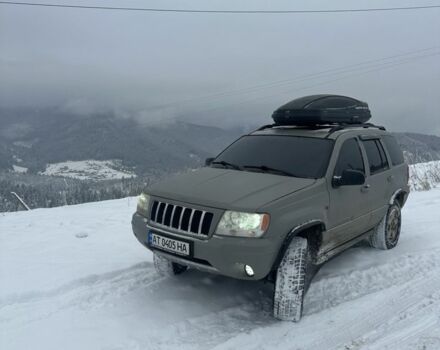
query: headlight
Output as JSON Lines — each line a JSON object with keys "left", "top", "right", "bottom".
{"left": 216, "top": 211, "right": 270, "bottom": 238}
{"left": 137, "top": 193, "right": 150, "bottom": 216}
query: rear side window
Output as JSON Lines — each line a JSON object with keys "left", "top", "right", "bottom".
{"left": 362, "top": 139, "right": 389, "bottom": 175}
{"left": 382, "top": 135, "right": 405, "bottom": 165}
{"left": 334, "top": 138, "right": 365, "bottom": 176}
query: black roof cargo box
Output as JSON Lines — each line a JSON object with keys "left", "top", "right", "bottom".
{"left": 272, "top": 95, "right": 371, "bottom": 126}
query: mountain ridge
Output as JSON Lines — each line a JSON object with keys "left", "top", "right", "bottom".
{"left": 1, "top": 109, "right": 439, "bottom": 175}
{"left": 0, "top": 109, "right": 242, "bottom": 175}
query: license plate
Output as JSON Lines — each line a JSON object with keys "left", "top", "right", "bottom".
{"left": 148, "top": 232, "right": 191, "bottom": 256}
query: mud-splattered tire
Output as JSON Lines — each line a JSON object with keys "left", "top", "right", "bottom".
{"left": 369, "top": 202, "right": 402, "bottom": 250}
{"left": 153, "top": 253, "right": 187, "bottom": 277}
{"left": 273, "top": 236, "right": 310, "bottom": 322}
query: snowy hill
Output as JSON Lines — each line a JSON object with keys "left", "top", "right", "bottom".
{"left": 394, "top": 132, "right": 440, "bottom": 164}
{"left": 40, "top": 159, "right": 136, "bottom": 181}
{"left": 0, "top": 109, "right": 242, "bottom": 175}
{"left": 1, "top": 189, "right": 440, "bottom": 349}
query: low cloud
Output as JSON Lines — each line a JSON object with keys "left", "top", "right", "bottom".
{"left": 1, "top": 0, "right": 439, "bottom": 134}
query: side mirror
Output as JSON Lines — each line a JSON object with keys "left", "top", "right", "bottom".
{"left": 205, "top": 157, "right": 215, "bottom": 166}
{"left": 333, "top": 169, "right": 365, "bottom": 187}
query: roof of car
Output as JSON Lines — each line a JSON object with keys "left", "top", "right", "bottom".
{"left": 251, "top": 124, "right": 388, "bottom": 140}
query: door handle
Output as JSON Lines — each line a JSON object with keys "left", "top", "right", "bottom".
{"left": 387, "top": 175, "right": 394, "bottom": 182}
{"left": 361, "top": 184, "right": 370, "bottom": 192}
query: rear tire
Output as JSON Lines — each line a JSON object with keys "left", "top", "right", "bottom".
{"left": 153, "top": 253, "right": 187, "bottom": 277}
{"left": 273, "top": 236, "right": 310, "bottom": 322}
{"left": 369, "top": 202, "right": 401, "bottom": 250}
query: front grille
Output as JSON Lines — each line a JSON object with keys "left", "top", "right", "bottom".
{"left": 150, "top": 200, "right": 214, "bottom": 236}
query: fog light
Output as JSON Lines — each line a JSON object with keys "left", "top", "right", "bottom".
{"left": 244, "top": 265, "right": 254, "bottom": 277}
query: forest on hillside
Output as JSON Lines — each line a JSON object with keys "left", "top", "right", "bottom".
{"left": 0, "top": 174, "right": 154, "bottom": 212}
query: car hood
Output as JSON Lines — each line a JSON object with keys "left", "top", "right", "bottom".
{"left": 148, "top": 167, "right": 316, "bottom": 211}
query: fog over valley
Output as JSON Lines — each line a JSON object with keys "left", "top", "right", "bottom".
{"left": 1, "top": 0, "right": 439, "bottom": 134}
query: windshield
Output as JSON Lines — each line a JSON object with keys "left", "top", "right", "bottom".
{"left": 213, "top": 135, "right": 334, "bottom": 179}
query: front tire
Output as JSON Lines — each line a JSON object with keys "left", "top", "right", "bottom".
{"left": 369, "top": 202, "right": 402, "bottom": 250}
{"left": 153, "top": 253, "right": 187, "bottom": 277}
{"left": 273, "top": 237, "right": 310, "bottom": 322}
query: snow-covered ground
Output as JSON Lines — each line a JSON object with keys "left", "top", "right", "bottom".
{"left": 40, "top": 160, "right": 136, "bottom": 181}
{"left": 1, "top": 190, "right": 440, "bottom": 350}
{"left": 12, "top": 165, "right": 28, "bottom": 174}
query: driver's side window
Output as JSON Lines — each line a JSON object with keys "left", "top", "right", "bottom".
{"left": 334, "top": 138, "right": 365, "bottom": 177}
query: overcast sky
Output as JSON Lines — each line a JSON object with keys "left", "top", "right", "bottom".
{"left": 1, "top": 0, "right": 439, "bottom": 134}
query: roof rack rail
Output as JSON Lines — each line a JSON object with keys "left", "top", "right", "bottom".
{"left": 255, "top": 124, "right": 275, "bottom": 131}
{"left": 254, "top": 123, "right": 335, "bottom": 132}
{"left": 325, "top": 123, "right": 386, "bottom": 138}
{"left": 253, "top": 122, "right": 386, "bottom": 135}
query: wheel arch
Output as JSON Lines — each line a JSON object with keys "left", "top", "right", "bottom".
{"left": 270, "top": 220, "right": 325, "bottom": 275}
{"left": 390, "top": 188, "right": 408, "bottom": 208}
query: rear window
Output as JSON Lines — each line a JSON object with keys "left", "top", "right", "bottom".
{"left": 214, "top": 135, "right": 334, "bottom": 179}
{"left": 362, "top": 139, "right": 389, "bottom": 175}
{"left": 382, "top": 135, "right": 405, "bottom": 165}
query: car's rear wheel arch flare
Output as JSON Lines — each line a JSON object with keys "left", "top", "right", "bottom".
{"left": 395, "top": 191, "right": 407, "bottom": 207}
{"left": 390, "top": 188, "right": 408, "bottom": 208}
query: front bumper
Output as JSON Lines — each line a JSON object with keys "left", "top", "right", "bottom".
{"left": 132, "top": 212, "right": 278, "bottom": 280}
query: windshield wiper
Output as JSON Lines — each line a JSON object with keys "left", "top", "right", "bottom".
{"left": 211, "top": 160, "right": 242, "bottom": 170}
{"left": 242, "top": 165, "right": 296, "bottom": 177}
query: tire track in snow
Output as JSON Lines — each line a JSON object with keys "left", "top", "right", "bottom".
{"left": 92, "top": 249, "right": 440, "bottom": 350}
{"left": 306, "top": 272, "right": 440, "bottom": 350}
{"left": 404, "top": 336, "right": 440, "bottom": 350}
{"left": 212, "top": 271, "right": 440, "bottom": 350}
{"left": 0, "top": 262, "right": 153, "bottom": 308}
{"left": 208, "top": 251, "right": 440, "bottom": 350}
{"left": 3, "top": 248, "right": 440, "bottom": 348}
{"left": 346, "top": 284, "right": 440, "bottom": 349}
{"left": 304, "top": 248, "right": 440, "bottom": 315}
{"left": 360, "top": 308, "right": 440, "bottom": 350}
{"left": 0, "top": 262, "right": 161, "bottom": 327}
{"left": 106, "top": 292, "right": 276, "bottom": 350}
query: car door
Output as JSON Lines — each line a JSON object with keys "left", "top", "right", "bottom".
{"left": 325, "top": 137, "right": 371, "bottom": 251}
{"left": 360, "top": 137, "right": 391, "bottom": 228}
{"left": 381, "top": 134, "right": 408, "bottom": 197}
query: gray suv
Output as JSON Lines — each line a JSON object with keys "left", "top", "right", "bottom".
{"left": 131, "top": 95, "right": 409, "bottom": 322}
